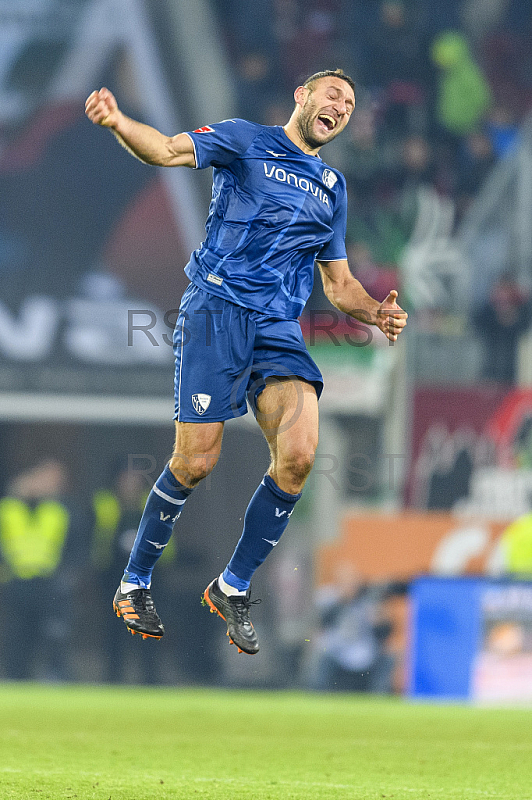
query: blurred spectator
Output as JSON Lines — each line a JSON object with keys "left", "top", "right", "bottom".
{"left": 280, "top": 1, "right": 340, "bottom": 87}
{"left": 346, "top": 179, "right": 410, "bottom": 270}
{"left": 212, "top": 0, "right": 278, "bottom": 63}
{"left": 395, "top": 134, "right": 438, "bottom": 231}
{"left": 472, "top": 272, "right": 531, "bottom": 384}
{"left": 303, "top": 564, "right": 397, "bottom": 693}
{"left": 0, "top": 459, "right": 88, "bottom": 681}
{"left": 400, "top": 133, "right": 435, "bottom": 182}
{"left": 456, "top": 131, "right": 496, "bottom": 218}
{"left": 498, "top": 512, "right": 532, "bottom": 577}
{"left": 417, "top": 0, "right": 463, "bottom": 38}
{"left": 461, "top": 0, "right": 511, "bottom": 42}
{"left": 234, "top": 51, "right": 278, "bottom": 122}
{"left": 347, "top": 242, "right": 399, "bottom": 302}
{"left": 431, "top": 30, "right": 492, "bottom": 141}
{"left": 365, "top": 2, "right": 431, "bottom": 135}
{"left": 484, "top": 105, "right": 520, "bottom": 159}
{"left": 366, "top": 2, "right": 429, "bottom": 90}
{"left": 480, "top": 27, "right": 532, "bottom": 116}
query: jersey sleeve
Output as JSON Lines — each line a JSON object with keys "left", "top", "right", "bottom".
{"left": 316, "top": 180, "right": 348, "bottom": 262}
{"left": 185, "top": 118, "right": 261, "bottom": 170}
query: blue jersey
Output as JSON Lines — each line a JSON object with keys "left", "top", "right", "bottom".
{"left": 184, "top": 119, "right": 348, "bottom": 320}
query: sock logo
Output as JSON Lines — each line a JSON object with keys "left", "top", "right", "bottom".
{"left": 147, "top": 540, "right": 168, "bottom": 550}
{"left": 159, "top": 512, "right": 181, "bottom": 522}
{"left": 262, "top": 537, "right": 280, "bottom": 546}
{"left": 192, "top": 393, "right": 211, "bottom": 415}
{"left": 275, "top": 507, "right": 294, "bottom": 518}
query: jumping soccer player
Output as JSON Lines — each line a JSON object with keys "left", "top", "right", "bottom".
{"left": 85, "top": 69, "right": 407, "bottom": 655}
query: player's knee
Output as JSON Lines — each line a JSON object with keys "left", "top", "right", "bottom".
{"left": 282, "top": 448, "right": 316, "bottom": 486}
{"left": 168, "top": 454, "right": 218, "bottom": 487}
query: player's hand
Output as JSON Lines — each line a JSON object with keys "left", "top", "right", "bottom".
{"left": 376, "top": 290, "right": 408, "bottom": 342}
{"left": 85, "top": 87, "right": 121, "bottom": 128}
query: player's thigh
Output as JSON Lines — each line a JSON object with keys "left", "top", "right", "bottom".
{"left": 173, "top": 420, "right": 224, "bottom": 458}
{"left": 256, "top": 377, "right": 319, "bottom": 459}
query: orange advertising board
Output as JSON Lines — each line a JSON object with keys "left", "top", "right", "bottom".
{"left": 317, "top": 512, "right": 510, "bottom": 585}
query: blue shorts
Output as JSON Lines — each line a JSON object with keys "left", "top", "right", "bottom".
{"left": 173, "top": 284, "right": 323, "bottom": 422}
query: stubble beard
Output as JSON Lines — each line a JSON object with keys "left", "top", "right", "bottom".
{"left": 296, "top": 100, "right": 338, "bottom": 150}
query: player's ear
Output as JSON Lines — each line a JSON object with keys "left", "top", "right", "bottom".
{"left": 294, "top": 85, "right": 309, "bottom": 108}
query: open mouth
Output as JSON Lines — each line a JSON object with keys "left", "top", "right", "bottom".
{"left": 317, "top": 114, "right": 337, "bottom": 132}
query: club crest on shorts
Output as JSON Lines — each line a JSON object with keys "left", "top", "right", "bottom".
{"left": 192, "top": 393, "right": 212, "bottom": 415}
{"left": 322, "top": 168, "right": 337, "bottom": 189}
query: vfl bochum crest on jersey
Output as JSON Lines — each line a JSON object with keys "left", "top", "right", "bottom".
{"left": 192, "top": 393, "right": 212, "bottom": 415}
{"left": 322, "top": 168, "right": 337, "bottom": 189}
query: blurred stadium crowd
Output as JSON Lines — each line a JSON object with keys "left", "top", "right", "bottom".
{"left": 213, "top": 0, "right": 532, "bottom": 332}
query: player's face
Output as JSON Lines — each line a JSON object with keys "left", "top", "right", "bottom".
{"left": 296, "top": 78, "right": 355, "bottom": 149}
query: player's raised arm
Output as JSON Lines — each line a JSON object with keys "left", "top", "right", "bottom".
{"left": 317, "top": 258, "right": 407, "bottom": 342}
{"left": 84, "top": 87, "right": 196, "bottom": 168}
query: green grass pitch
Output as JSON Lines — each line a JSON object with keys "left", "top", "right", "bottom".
{"left": 0, "top": 684, "right": 531, "bottom": 800}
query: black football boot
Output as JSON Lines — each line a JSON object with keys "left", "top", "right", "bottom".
{"left": 202, "top": 579, "right": 260, "bottom": 654}
{"left": 113, "top": 586, "right": 164, "bottom": 640}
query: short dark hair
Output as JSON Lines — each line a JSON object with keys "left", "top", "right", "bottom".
{"left": 302, "top": 69, "right": 355, "bottom": 95}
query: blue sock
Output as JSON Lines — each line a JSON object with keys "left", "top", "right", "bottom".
{"left": 223, "top": 474, "right": 301, "bottom": 592}
{"left": 123, "top": 465, "right": 193, "bottom": 588}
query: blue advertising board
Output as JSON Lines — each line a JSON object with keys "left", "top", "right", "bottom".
{"left": 409, "top": 577, "right": 532, "bottom": 701}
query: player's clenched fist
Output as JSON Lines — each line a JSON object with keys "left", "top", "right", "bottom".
{"left": 85, "top": 87, "right": 121, "bottom": 128}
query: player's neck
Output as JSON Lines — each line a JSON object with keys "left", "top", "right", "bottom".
{"left": 282, "top": 122, "right": 321, "bottom": 157}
